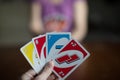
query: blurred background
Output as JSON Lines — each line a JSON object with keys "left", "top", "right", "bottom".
{"left": 0, "top": 0, "right": 120, "bottom": 80}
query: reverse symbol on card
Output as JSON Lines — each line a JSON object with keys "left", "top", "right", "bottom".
{"left": 54, "top": 50, "right": 83, "bottom": 68}
{"left": 71, "top": 42, "right": 77, "bottom": 47}
{"left": 59, "top": 71, "right": 65, "bottom": 76}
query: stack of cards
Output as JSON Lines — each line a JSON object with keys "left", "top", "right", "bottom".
{"left": 20, "top": 32, "right": 90, "bottom": 80}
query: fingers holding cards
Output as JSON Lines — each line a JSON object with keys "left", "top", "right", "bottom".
{"left": 20, "top": 32, "right": 90, "bottom": 80}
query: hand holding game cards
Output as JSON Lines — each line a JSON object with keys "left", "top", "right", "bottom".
{"left": 20, "top": 32, "right": 90, "bottom": 80}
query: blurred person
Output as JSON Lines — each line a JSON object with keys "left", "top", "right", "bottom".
{"left": 30, "top": 0, "right": 88, "bottom": 41}
{"left": 23, "top": 0, "right": 88, "bottom": 79}
{"left": 21, "top": 61, "right": 59, "bottom": 80}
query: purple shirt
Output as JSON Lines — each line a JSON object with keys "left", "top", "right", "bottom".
{"left": 33, "top": 0, "right": 84, "bottom": 32}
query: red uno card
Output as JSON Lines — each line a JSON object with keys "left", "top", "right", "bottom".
{"left": 32, "top": 35, "right": 46, "bottom": 67}
{"left": 53, "top": 39, "right": 90, "bottom": 80}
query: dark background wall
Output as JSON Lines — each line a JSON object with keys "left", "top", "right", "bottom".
{"left": 87, "top": 0, "right": 120, "bottom": 42}
{"left": 0, "top": 0, "right": 120, "bottom": 46}
{"left": 0, "top": 0, "right": 31, "bottom": 46}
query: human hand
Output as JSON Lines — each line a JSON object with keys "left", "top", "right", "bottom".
{"left": 21, "top": 61, "right": 58, "bottom": 80}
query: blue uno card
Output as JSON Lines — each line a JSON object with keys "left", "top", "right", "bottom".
{"left": 46, "top": 32, "right": 71, "bottom": 61}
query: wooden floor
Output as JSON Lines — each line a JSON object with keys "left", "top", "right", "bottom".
{"left": 0, "top": 42, "right": 120, "bottom": 80}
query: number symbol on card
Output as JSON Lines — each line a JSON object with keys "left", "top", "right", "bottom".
{"left": 56, "top": 54, "right": 80, "bottom": 64}
{"left": 35, "top": 54, "right": 38, "bottom": 58}
{"left": 48, "top": 35, "right": 51, "bottom": 39}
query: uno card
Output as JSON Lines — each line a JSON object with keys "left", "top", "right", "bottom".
{"left": 53, "top": 39, "right": 90, "bottom": 80}
{"left": 32, "top": 35, "right": 46, "bottom": 67}
{"left": 20, "top": 41, "right": 42, "bottom": 73}
{"left": 46, "top": 32, "right": 71, "bottom": 62}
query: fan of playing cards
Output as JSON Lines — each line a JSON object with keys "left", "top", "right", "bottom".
{"left": 20, "top": 32, "right": 90, "bottom": 80}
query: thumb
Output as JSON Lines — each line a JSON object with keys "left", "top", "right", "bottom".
{"left": 35, "top": 60, "right": 54, "bottom": 80}
{"left": 21, "top": 69, "right": 36, "bottom": 80}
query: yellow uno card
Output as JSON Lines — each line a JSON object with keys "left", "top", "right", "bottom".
{"left": 20, "top": 41, "right": 42, "bottom": 73}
